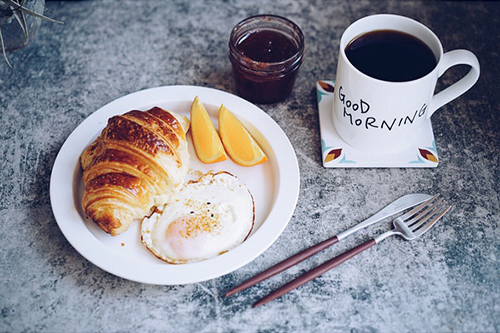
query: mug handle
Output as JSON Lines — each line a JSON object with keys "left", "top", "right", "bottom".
{"left": 428, "top": 49, "right": 480, "bottom": 118}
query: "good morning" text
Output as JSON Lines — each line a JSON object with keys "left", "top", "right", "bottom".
{"left": 338, "top": 85, "right": 427, "bottom": 131}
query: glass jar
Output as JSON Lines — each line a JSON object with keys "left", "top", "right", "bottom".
{"left": 228, "top": 15, "right": 305, "bottom": 104}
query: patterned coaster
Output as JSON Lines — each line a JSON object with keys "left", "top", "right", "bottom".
{"left": 317, "top": 80, "right": 438, "bottom": 168}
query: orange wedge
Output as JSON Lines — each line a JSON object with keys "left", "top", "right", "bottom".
{"left": 218, "top": 105, "right": 268, "bottom": 167}
{"left": 190, "top": 96, "right": 227, "bottom": 163}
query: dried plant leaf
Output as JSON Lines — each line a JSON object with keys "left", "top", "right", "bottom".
{"left": 12, "top": 6, "right": 28, "bottom": 39}
{"left": 0, "top": 27, "right": 13, "bottom": 67}
{"left": 0, "top": 2, "right": 11, "bottom": 11}
{"left": 2, "top": 0, "right": 63, "bottom": 24}
{"left": 0, "top": 0, "right": 64, "bottom": 67}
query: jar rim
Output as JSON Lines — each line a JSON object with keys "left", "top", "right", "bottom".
{"left": 228, "top": 14, "right": 305, "bottom": 73}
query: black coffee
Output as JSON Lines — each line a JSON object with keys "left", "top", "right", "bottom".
{"left": 345, "top": 29, "right": 437, "bottom": 82}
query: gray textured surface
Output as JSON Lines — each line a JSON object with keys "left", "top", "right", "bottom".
{"left": 1, "top": 1, "right": 499, "bottom": 332}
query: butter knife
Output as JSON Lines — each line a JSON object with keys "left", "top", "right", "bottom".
{"left": 225, "top": 193, "right": 432, "bottom": 297}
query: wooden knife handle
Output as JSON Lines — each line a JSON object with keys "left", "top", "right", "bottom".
{"left": 253, "top": 238, "right": 377, "bottom": 307}
{"left": 225, "top": 235, "right": 340, "bottom": 297}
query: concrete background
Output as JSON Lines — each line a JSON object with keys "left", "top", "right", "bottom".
{"left": 1, "top": 1, "right": 498, "bottom": 332}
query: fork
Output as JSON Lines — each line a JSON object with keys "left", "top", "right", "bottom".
{"left": 253, "top": 195, "right": 451, "bottom": 308}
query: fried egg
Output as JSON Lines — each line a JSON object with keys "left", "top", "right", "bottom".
{"left": 141, "top": 171, "right": 254, "bottom": 264}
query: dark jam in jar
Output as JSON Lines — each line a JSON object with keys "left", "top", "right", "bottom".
{"left": 237, "top": 30, "right": 298, "bottom": 63}
{"left": 229, "top": 15, "right": 305, "bottom": 104}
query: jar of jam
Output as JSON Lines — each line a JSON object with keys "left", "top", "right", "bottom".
{"left": 228, "top": 15, "right": 305, "bottom": 104}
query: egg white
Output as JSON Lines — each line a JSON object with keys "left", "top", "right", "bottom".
{"left": 141, "top": 171, "right": 254, "bottom": 264}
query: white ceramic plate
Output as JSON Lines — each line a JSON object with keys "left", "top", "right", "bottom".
{"left": 50, "top": 85, "right": 300, "bottom": 285}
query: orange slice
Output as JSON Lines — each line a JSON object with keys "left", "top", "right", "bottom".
{"left": 218, "top": 105, "right": 268, "bottom": 167}
{"left": 190, "top": 96, "right": 227, "bottom": 163}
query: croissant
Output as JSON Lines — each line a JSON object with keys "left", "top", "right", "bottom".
{"left": 80, "top": 107, "right": 190, "bottom": 236}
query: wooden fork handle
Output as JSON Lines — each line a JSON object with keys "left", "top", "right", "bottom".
{"left": 253, "top": 238, "right": 377, "bottom": 308}
{"left": 225, "top": 236, "right": 340, "bottom": 297}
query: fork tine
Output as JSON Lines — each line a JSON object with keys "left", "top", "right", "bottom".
{"left": 413, "top": 205, "right": 451, "bottom": 237}
{"left": 406, "top": 198, "right": 446, "bottom": 229}
{"left": 400, "top": 194, "right": 440, "bottom": 221}
{"left": 409, "top": 200, "right": 448, "bottom": 231}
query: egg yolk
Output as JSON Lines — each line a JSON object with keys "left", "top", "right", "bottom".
{"left": 164, "top": 213, "right": 221, "bottom": 259}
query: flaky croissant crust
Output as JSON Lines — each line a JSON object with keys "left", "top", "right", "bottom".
{"left": 80, "top": 107, "right": 190, "bottom": 236}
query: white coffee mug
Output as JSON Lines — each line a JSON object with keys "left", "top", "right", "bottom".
{"left": 333, "top": 14, "right": 480, "bottom": 153}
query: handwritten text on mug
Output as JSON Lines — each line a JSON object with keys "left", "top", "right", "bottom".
{"left": 338, "top": 85, "right": 427, "bottom": 131}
